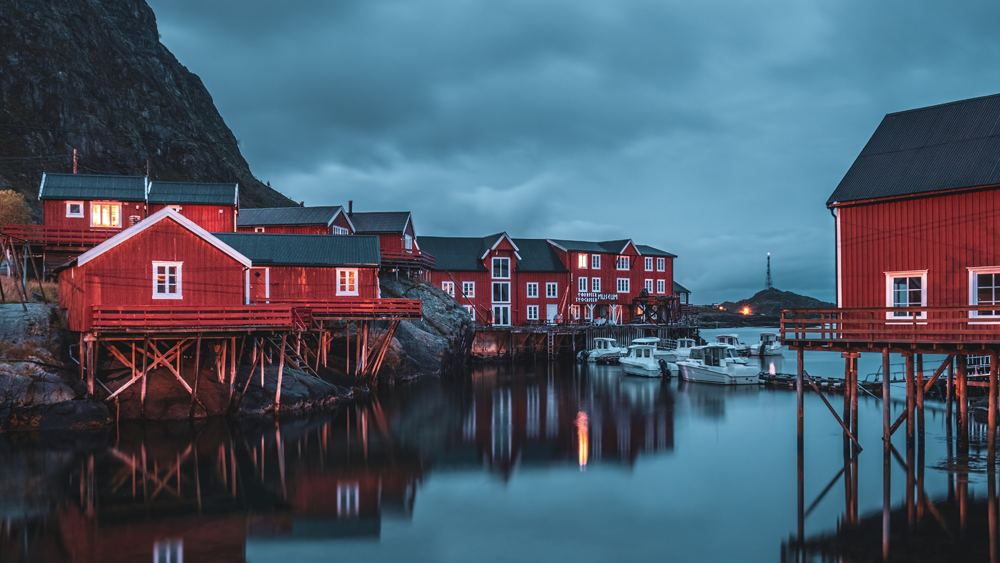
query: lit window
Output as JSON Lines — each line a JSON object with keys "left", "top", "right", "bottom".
{"left": 591, "top": 255, "right": 601, "bottom": 269}
{"left": 442, "top": 281, "right": 455, "bottom": 297}
{"left": 645, "top": 257, "right": 653, "bottom": 271}
{"left": 885, "top": 271, "right": 926, "bottom": 319}
{"left": 168, "top": 205, "right": 182, "bottom": 212}
{"left": 592, "top": 278, "right": 601, "bottom": 292}
{"left": 337, "top": 483, "right": 360, "bottom": 517}
{"left": 657, "top": 279, "right": 665, "bottom": 294}
{"left": 527, "top": 305, "right": 539, "bottom": 321}
{"left": 579, "top": 277, "right": 587, "bottom": 292}
{"left": 492, "top": 257, "right": 510, "bottom": 279}
{"left": 657, "top": 258, "right": 665, "bottom": 272}
{"left": 617, "top": 278, "right": 630, "bottom": 293}
{"left": 644, "top": 279, "right": 654, "bottom": 293}
{"left": 152, "top": 262, "right": 182, "bottom": 300}
{"left": 616, "top": 256, "right": 629, "bottom": 270}
{"left": 337, "top": 268, "right": 358, "bottom": 296}
{"left": 153, "top": 539, "right": 183, "bottom": 563}
{"left": 254, "top": 227, "right": 265, "bottom": 233}
{"left": 91, "top": 203, "right": 121, "bottom": 228}
{"left": 546, "top": 282, "right": 558, "bottom": 298}
{"left": 970, "top": 268, "right": 1000, "bottom": 319}
{"left": 492, "top": 282, "right": 510, "bottom": 303}
{"left": 578, "top": 254, "right": 588, "bottom": 269}
{"left": 462, "top": 281, "right": 475, "bottom": 298}
{"left": 66, "top": 202, "right": 83, "bottom": 218}
{"left": 527, "top": 282, "right": 538, "bottom": 298}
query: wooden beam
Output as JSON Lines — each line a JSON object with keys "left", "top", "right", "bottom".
{"left": 802, "top": 369, "right": 863, "bottom": 451}
{"left": 190, "top": 335, "right": 202, "bottom": 418}
{"left": 275, "top": 333, "right": 287, "bottom": 411}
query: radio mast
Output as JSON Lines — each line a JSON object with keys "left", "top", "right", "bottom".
{"left": 765, "top": 253, "right": 773, "bottom": 290}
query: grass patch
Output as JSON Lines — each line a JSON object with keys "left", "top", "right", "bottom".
{"left": 0, "top": 276, "right": 57, "bottom": 303}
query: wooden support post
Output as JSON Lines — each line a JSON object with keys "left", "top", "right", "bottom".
{"left": 141, "top": 338, "right": 149, "bottom": 419}
{"left": 796, "top": 347, "right": 804, "bottom": 443}
{"left": 229, "top": 336, "right": 237, "bottom": 403}
{"left": 78, "top": 333, "right": 85, "bottom": 381}
{"left": 86, "top": 337, "right": 95, "bottom": 398}
{"left": 906, "top": 353, "right": 915, "bottom": 446}
{"left": 916, "top": 354, "right": 925, "bottom": 442}
{"left": 947, "top": 357, "right": 954, "bottom": 418}
{"left": 346, "top": 323, "right": 351, "bottom": 376}
{"left": 314, "top": 332, "right": 323, "bottom": 373}
{"left": 25, "top": 245, "right": 47, "bottom": 304}
{"left": 849, "top": 353, "right": 859, "bottom": 455}
{"left": 190, "top": 335, "right": 202, "bottom": 418}
{"left": 275, "top": 333, "right": 287, "bottom": 411}
{"left": 843, "top": 354, "right": 852, "bottom": 453}
{"left": 883, "top": 442, "right": 891, "bottom": 560}
{"left": 990, "top": 348, "right": 998, "bottom": 471}
{"left": 958, "top": 354, "right": 968, "bottom": 457}
{"left": 883, "top": 349, "right": 891, "bottom": 445}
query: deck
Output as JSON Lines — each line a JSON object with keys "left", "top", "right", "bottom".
{"left": 379, "top": 248, "right": 435, "bottom": 269}
{"left": 780, "top": 305, "right": 1000, "bottom": 353}
{"left": 1, "top": 224, "right": 118, "bottom": 247}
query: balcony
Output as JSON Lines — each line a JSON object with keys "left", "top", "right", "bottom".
{"left": 380, "top": 248, "right": 435, "bottom": 269}
{"left": 1, "top": 224, "right": 118, "bottom": 247}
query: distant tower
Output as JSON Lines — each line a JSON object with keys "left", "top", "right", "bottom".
{"left": 765, "top": 253, "right": 773, "bottom": 290}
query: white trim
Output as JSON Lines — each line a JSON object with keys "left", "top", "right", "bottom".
{"left": 545, "top": 282, "right": 558, "bottom": 299}
{"left": 579, "top": 276, "right": 587, "bottom": 292}
{"left": 617, "top": 278, "right": 630, "bottom": 293}
{"left": 527, "top": 305, "right": 539, "bottom": 321}
{"left": 442, "top": 280, "right": 455, "bottom": 298}
{"left": 245, "top": 270, "right": 250, "bottom": 304}
{"left": 328, "top": 207, "right": 356, "bottom": 232}
{"left": 336, "top": 268, "right": 359, "bottom": 296}
{"left": 38, "top": 172, "right": 46, "bottom": 200}
{"left": 644, "top": 279, "right": 654, "bottom": 293}
{"left": 492, "top": 281, "right": 511, "bottom": 304}
{"left": 616, "top": 256, "right": 630, "bottom": 270}
{"left": 836, "top": 210, "right": 842, "bottom": 308}
{"left": 591, "top": 255, "right": 601, "bottom": 269}
{"left": 969, "top": 266, "right": 1000, "bottom": 320}
{"left": 480, "top": 232, "right": 522, "bottom": 260}
{"left": 527, "top": 282, "right": 538, "bottom": 298}
{"left": 885, "top": 270, "right": 927, "bottom": 320}
{"left": 644, "top": 257, "right": 653, "bottom": 271}
{"left": 78, "top": 207, "right": 252, "bottom": 268}
{"left": 492, "top": 256, "right": 511, "bottom": 279}
{"left": 65, "top": 201, "right": 84, "bottom": 218}
{"left": 577, "top": 253, "right": 588, "bottom": 269}
{"left": 234, "top": 183, "right": 240, "bottom": 206}
{"left": 90, "top": 201, "right": 123, "bottom": 228}
{"left": 592, "top": 277, "right": 601, "bottom": 292}
{"left": 462, "top": 280, "right": 475, "bottom": 298}
{"left": 545, "top": 239, "right": 568, "bottom": 252}
{"left": 265, "top": 268, "right": 270, "bottom": 298}
{"left": 656, "top": 257, "right": 665, "bottom": 272}
{"left": 620, "top": 240, "right": 638, "bottom": 255}
{"left": 152, "top": 261, "right": 183, "bottom": 300}
{"left": 657, "top": 279, "right": 666, "bottom": 294}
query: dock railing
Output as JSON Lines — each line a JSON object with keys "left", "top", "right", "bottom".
{"left": 781, "top": 305, "right": 1000, "bottom": 347}
{"left": 1, "top": 224, "right": 119, "bottom": 246}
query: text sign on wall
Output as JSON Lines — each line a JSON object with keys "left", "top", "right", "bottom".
{"left": 575, "top": 293, "right": 619, "bottom": 304}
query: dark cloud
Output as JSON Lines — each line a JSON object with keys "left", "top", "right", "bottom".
{"left": 147, "top": 0, "right": 1000, "bottom": 303}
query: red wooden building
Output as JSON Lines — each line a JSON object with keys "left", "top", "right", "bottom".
{"left": 39, "top": 172, "right": 147, "bottom": 231}
{"left": 348, "top": 208, "right": 434, "bottom": 270}
{"left": 147, "top": 181, "right": 239, "bottom": 233}
{"left": 236, "top": 206, "right": 353, "bottom": 235}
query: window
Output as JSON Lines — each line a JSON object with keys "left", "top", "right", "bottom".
{"left": 492, "top": 305, "right": 510, "bottom": 326}
{"left": 168, "top": 205, "right": 182, "bottom": 212}
{"left": 585, "top": 305, "right": 593, "bottom": 320}
{"left": 657, "top": 279, "right": 666, "bottom": 294}
{"left": 153, "top": 539, "right": 183, "bottom": 563}
{"left": 592, "top": 278, "right": 601, "bottom": 292}
{"left": 337, "top": 268, "right": 358, "bottom": 296}
{"left": 492, "top": 282, "right": 510, "bottom": 303}
{"left": 464, "top": 304, "right": 476, "bottom": 320}
{"left": 66, "top": 201, "right": 83, "bottom": 218}
{"left": 591, "top": 255, "right": 601, "bottom": 269}
{"left": 617, "top": 256, "right": 630, "bottom": 270}
{"left": 332, "top": 226, "right": 349, "bottom": 235}
{"left": 527, "top": 305, "right": 539, "bottom": 321}
{"left": 527, "top": 282, "right": 538, "bottom": 298}
{"left": 578, "top": 254, "right": 588, "bottom": 269}
{"left": 91, "top": 203, "right": 121, "bottom": 228}
{"left": 570, "top": 305, "right": 580, "bottom": 320}
{"left": 492, "top": 257, "right": 510, "bottom": 279}
{"left": 617, "top": 278, "right": 630, "bottom": 293}
{"left": 579, "top": 277, "right": 588, "bottom": 292}
{"left": 254, "top": 227, "right": 265, "bottom": 233}
{"left": 645, "top": 279, "right": 654, "bottom": 293}
{"left": 885, "top": 271, "right": 926, "bottom": 319}
{"left": 970, "top": 268, "right": 1000, "bottom": 318}
{"left": 645, "top": 257, "right": 653, "bottom": 271}
{"left": 152, "top": 262, "right": 182, "bottom": 299}
{"left": 442, "top": 281, "right": 455, "bottom": 297}
{"left": 405, "top": 234, "right": 413, "bottom": 249}
{"left": 657, "top": 258, "right": 665, "bottom": 272}
{"left": 462, "top": 281, "right": 475, "bottom": 298}
{"left": 337, "top": 483, "right": 360, "bottom": 517}
{"left": 546, "top": 282, "right": 558, "bottom": 298}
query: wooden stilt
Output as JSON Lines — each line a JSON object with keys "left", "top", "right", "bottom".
{"left": 86, "top": 337, "right": 95, "bottom": 398}
{"left": 906, "top": 353, "right": 915, "bottom": 446}
{"left": 990, "top": 348, "right": 998, "bottom": 471}
{"left": 275, "top": 333, "right": 287, "bottom": 411}
{"left": 24, "top": 246, "right": 47, "bottom": 304}
{"left": 883, "top": 348, "right": 891, "bottom": 445}
{"left": 229, "top": 336, "right": 237, "bottom": 403}
{"left": 141, "top": 337, "right": 149, "bottom": 419}
{"left": 78, "top": 333, "right": 85, "bottom": 381}
{"left": 346, "top": 323, "right": 351, "bottom": 376}
{"left": 916, "top": 354, "right": 925, "bottom": 442}
{"left": 947, "top": 357, "right": 954, "bottom": 418}
{"left": 849, "top": 353, "right": 859, "bottom": 454}
{"left": 958, "top": 354, "right": 968, "bottom": 456}
{"left": 796, "top": 347, "right": 804, "bottom": 442}
{"left": 190, "top": 335, "right": 202, "bottom": 418}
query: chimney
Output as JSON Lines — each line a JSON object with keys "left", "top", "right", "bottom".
{"left": 348, "top": 200, "right": 353, "bottom": 215}
{"left": 299, "top": 201, "right": 305, "bottom": 207}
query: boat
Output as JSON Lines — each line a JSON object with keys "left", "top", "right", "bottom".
{"left": 677, "top": 343, "right": 760, "bottom": 385}
{"left": 620, "top": 343, "right": 673, "bottom": 378}
{"left": 577, "top": 337, "right": 627, "bottom": 363}
{"left": 715, "top": 334, "right": 750, "bottom": 356}
{"left": 750, "top": 332, "right": 783, "bottom": 356}
{"left": 629, "top": 336, "right": 696, "bottom": 362}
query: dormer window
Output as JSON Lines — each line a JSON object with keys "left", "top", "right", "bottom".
{"left": 617, "top": 256, "right": 630, "bottom": 270}
{"left": 492, "top": 257, "right": 510, "bottom": 279}
{"left": 66, "top": 202, "right": 84, "bottom": 218}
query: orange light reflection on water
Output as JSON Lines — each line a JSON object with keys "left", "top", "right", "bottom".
{"left": 576, "top": 411, "right": 588, "bottom": 471}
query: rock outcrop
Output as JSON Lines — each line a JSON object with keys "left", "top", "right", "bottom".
{"left": 0, "top": 0, "right": 295, "bottom": 213}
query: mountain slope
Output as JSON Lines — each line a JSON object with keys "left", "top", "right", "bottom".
{"left": 0, "top": 0, "right": 295, "bottom": 215}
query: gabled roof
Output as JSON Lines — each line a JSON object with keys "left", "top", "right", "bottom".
{"left": 147, "top": 181, "right": 239, "bottom": 206}
{"left": 236, "top": 206, "right": 347, "bottom": 228}
{"left": 673, "top": 281, "right": 691, "bottom": 294}
{"left": 77, "top": 207, "right": 251, "bottom": 267}
{"left": 511, "top": 239, "right": 569, "bottom": 273}
{"left": 213, "top": 233, "right": 380, "bottom": 267}
{"left": 39, "top": 173, "right": 146, "bottom": 202}
{"left": 479, "top": 232, "right": 521, "bottom": 260}
{"left": 635, "top": 244, "right": 677, "bottom": 258}
{"left": 829, "top": 92, "right": 1000, "bottom": 206}
{"left": 547, "top": 239, "right": 638, "bottom": 255}
{"left": 349, "top": 211, "right": 411, "bottom": 234}
{"left": 418, "top": 236, "right": 490, "bottom": 271}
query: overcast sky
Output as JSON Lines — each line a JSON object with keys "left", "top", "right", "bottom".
{"left": 147, "top": 0, "right": 1000, "bottom": 304}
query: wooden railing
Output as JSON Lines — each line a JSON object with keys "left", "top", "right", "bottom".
{"left": 291, "top": 299, "right": 423, "bottom": 320}
{"left": 1, "top": 224, "right": 119, "bottom": 246}
{"left": 380, "top": 248, "right": 435, "bottom": 269}
{"left": 781, "top": 306, "right": 1000, "bottom": 345}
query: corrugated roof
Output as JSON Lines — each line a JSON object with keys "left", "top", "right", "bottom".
{"left": 635, "top": 244, "right": 678, "bottom": 258}
{"left": 350, "top": 212, "right": 410, "bottom": 233}
{"left": 548, "top": 239, "right": 634, "bottom": 254}
{"left": 418, "top": 236, "right": 490, "bottom": 271}
{"left": 147, "top": 182, "right": 238, "bottom": 205}
{"left": 829, "top": 92, "right": 1000, "bottom": 206}
{"left": 39, "top": 173, "right": 146, "bottom": 201}
{"left": 511, "top": 239, "right": 569, "bottom": 272}
{"left": 213, "top": 233, "right": 380, "bottom": 267}
{"left": 673, "top": 281, "right": 691, "bottom": 294}
{"left": 237, "top": 206, "right": 343, "bottom": 227}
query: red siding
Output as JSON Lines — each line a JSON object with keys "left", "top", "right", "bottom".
{"left": 265, "top": 266, "right": 378, "bottom": 301}
{"left": 236, "top": 224, "right": 328, "bottom": 234}
{"left": 149, "top": 203, "right": 235, "bottom": 233}
{"left": 332, "top": 212, "right": 353, "bottom": 234}
{"left": 43, "top": 199, "right": 145, "bottom": 230}
{"left": 838, "top": 188, "right": 1000, "bottom": 309}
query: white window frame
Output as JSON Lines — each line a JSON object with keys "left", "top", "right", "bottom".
{"left": 526, "top": 282, "right": 538, "bottom": 298}
{"left": 492, "top": 281, "right": 511, "bottom": 304}
{"left": 404, "top": 234, "right": 413, "bottom": 249}
{"left": 570, "top": 304, "right": 580, "bottom": 320}
{"left": 592, "top": 277, "right": 601, "bottom": 292}
{"left": 617, "top": 256, "right": 630, "bottom": 271}
{"left": 332, "top": 226, "right": 349, "bottom": 235}
{"left": 969, "top": 267, "right": 1000, "bottom": 321}
{"left": 885, "top": 270, "right": 926, "bottom": 320}
{"left": 492, "top": 305, "right": 511, "bottom": 326}
{"left": 545, "top": 282, "right": 558, "bottom": 299}
{"left": 644, "top": 257, "right": 653, "bottom": 271}
{"left": 254, "top": 227, "right": 265, "bottom": 233}
{"left": 337, "top": 482, "right": 360, "bottom": 517}
{"left": 617, "top": 278, "right": 630, "bottom": 293}
{"left": 657, "top": 279, "right": 666, "bottom": 294}
{"left": 464, "top": 304, "right": 476, "bottom": 320}
{"left": 153, "top": 539, "right": 183, "bottom": 563}
{"left": 442, "top": 281, "right": 455, "bottom": 298}
{"left": 527, "top": 305, "right": 539, "bottom": 321}
{"left": 644, "top": 279, "right": 654, "bottom": 293}
{"left": 462, "top": 281, "right": 475, "bottom": 298}
{"left": 579, "top": 277, "right": 587, "bottom": 292}
{"left": 591, "top": 255, "right": 601, "bottom": 269}
{"left": 578, "top": 254, "right": 588, "bottom": 269}
{"left": 657, "top": 258, "right": 666, "bottom": 272}
{"left": 66, "top": 201, "right": 84, "bottom": 218}
{"left": 337, "top": 268, "right": 359, "bottom": 296}
{"left": 91, "top": 202, "right": 122, "bottom": 228}
{"left": 152, "top": 261, "right": 183, "bottom": 300}
{"left": 492, "top": 257, "right": 510, "bottom": 279}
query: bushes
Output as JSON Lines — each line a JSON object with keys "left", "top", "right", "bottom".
{"left": 0, "top": 190, "right": 32, "bottom": 226}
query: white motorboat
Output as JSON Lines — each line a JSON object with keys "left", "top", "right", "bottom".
{"left": 628, "top": 336, "right": 697, "bottom": 362}
{"left": 677, "top": 344, "right": 760, "bottom": 385}
{"left": 578, "top": 337, "right": 626, "bottom": 363}
{"left": 750, "top": 332, "right": 784, "bottom": 356}
{"left": 620, "top": 343, "right": 673, "bottom": 378}
{"left": 715, "top": 334, "right": 750, "bottom": 356}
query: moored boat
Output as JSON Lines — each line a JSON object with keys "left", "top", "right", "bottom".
{"left": 715, "top": 334, "right": 750, "bottom": 356}
{"left": 750, "top": 332, "right": 783, "bottom": 356}
{"left": 677, "top": 343, "right": 760, "bottom": 385}
{"left": 620, "top": 343, "right": 674, "bottom": 378}
{"left": 578, "top": 337, "right": 626, "bottom": 363}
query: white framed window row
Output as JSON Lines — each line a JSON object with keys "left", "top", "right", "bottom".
{"left": 526, "top": 282, "right": 539, "bottom": 298}
{"left": 644, "top": 279, "right": 654, "bottom": 293}
{"left": 591, "top": 255, "right": 601, "bottom": 269}
{"left": 592, "top": 278, "right": 601, "bottom": 292}
{"left": 152, "top": 261, "right": 182, "bottom": 299}
{"left": 462, "top": 281, "right": 475, "bottom": 298}
{"left": 442, "top": 281, "right": 455, "bottom": 298}
{"left": 657, "top": 279, "right": 666, "bottom": 294}
{"left": 337, "top": 268, "right": 359, "bottom": 296}
{"left": 617, "top": 256, "right": 630, "bottom": 270}
{"left": 644, "top": 257, "right": 653, "bottom": 271}
{"left": 657, "top": 258, "right": 665, "bottom": 272}
{"left": 332, "top": 226, "right": 349, "bottom": 235}
{"left": 464, "top": 304, "right": 476, "bottom": 320}
{"left": 493, "top": 281, "right": 511, "bottom": 303}
{"left": 970, "top": 266, "right": 1000, "bottom": 321}
{"left": 66, "top": 201, "right": 84, "bottom": 218}
{"left": 492, "top": 257, "right": 510, "bottom": 279}
{"left": 885, "top": 270, "right": 926, "bottom": 320}
{"left": 527, "top": 305, "right": 539, "bottom": 321}
{"left": 617, "top": 278, "right": 630, "bottom": 293}
{"left": 577, "top": 253, "right": 588, "bottom": 269}
{"left": 546, "top": 282, "right": 558, "bottom": 298}
{"left": 579, "top": 276, "right": 588, "bottom": 292}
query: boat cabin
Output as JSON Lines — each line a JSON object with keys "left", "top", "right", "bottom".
{"left": 146, "top": 181, "right": 239, "bottom": 233}
{"left": 689, "top": 344, "right": 741, "bottom": 367}
{"left": 716, "top": 334, "right": 743, "bottom": 347}
{"left": 236, "top": 206, "right": 354, "bottom": 235}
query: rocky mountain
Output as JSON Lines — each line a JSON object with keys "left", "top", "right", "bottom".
{"left": 0, "top": 0, "right": 295, "bottom": 216}
{"left": 721, "top": 287, "right": 833, "bottom": 317}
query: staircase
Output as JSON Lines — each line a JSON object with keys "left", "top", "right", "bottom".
{"left": 267, "top": 335, "right": 321, "bottom": 379}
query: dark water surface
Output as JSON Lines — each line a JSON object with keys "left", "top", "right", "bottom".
{"left": 0, "top": 328, "right": 994, "bottom": 562}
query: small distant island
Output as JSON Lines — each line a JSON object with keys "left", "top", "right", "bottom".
{"left": 695, "top": 287, "right": 833, "bottom": 327}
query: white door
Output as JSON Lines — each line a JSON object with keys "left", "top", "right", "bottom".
{"left": 492, "top": 305, "right": 510, "bottom": 326}
{"left": 546, "top": 304, "right": 557, "bottom": 323}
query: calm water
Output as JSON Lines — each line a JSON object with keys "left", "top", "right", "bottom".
{"left": 0, "top": 327, "right": 993, "bottom": 562}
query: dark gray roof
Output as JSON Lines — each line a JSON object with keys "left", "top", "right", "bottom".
{"left": 512, "top": 239, "right": 569, "bottom": 272}
{"left": 478, "top": 233, "right": 509, "bottom": 258}
{"left": 349, "top": 212, "right": 410, "bottom": 233}
{"left": 418, "top": 236, "right": 490, "bottom": 271}
{"left": 635, "top": 244, "right": 677, "bottom": 258}
{"left": 237, "top": 206, "right": 343, "bottom": 227}
{"left": 39, "top": 173, "right": 146, "bottom": 201}
{"left": 673, "top": 281, "right": 691, "bottom": 294}
{"left": 213, "top": 233, "right": 380, "bottom": 267}
{"left": 547, "top": 239, "right": 634, "bottom": 254}
{"left": 147, "top": 182, "right": 238, "bottom": 206}
{"left": 829, "top": 93, "right": 1000, "bottom": 206}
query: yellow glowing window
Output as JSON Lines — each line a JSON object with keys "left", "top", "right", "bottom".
{"left": 91, "top": 203, "right": 121, "bottom": 228}
{"left": 337, "top": 269, "right": 358, "bottom": 295}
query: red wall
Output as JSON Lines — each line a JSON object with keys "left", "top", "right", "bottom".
{"left": 43, "top": 199, "right": 145, "bottom": 229}
{"left": 332, "top": 212, "right": 353, "bottom": 234}
{"left": 838, "top": 188, "right": 1000, "bottom": 308}
{"left": 264, "top": 266, "right": 378, "bottom": 302}
{"left": 148, "top": 203, "right": 236, "bottom": 233}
